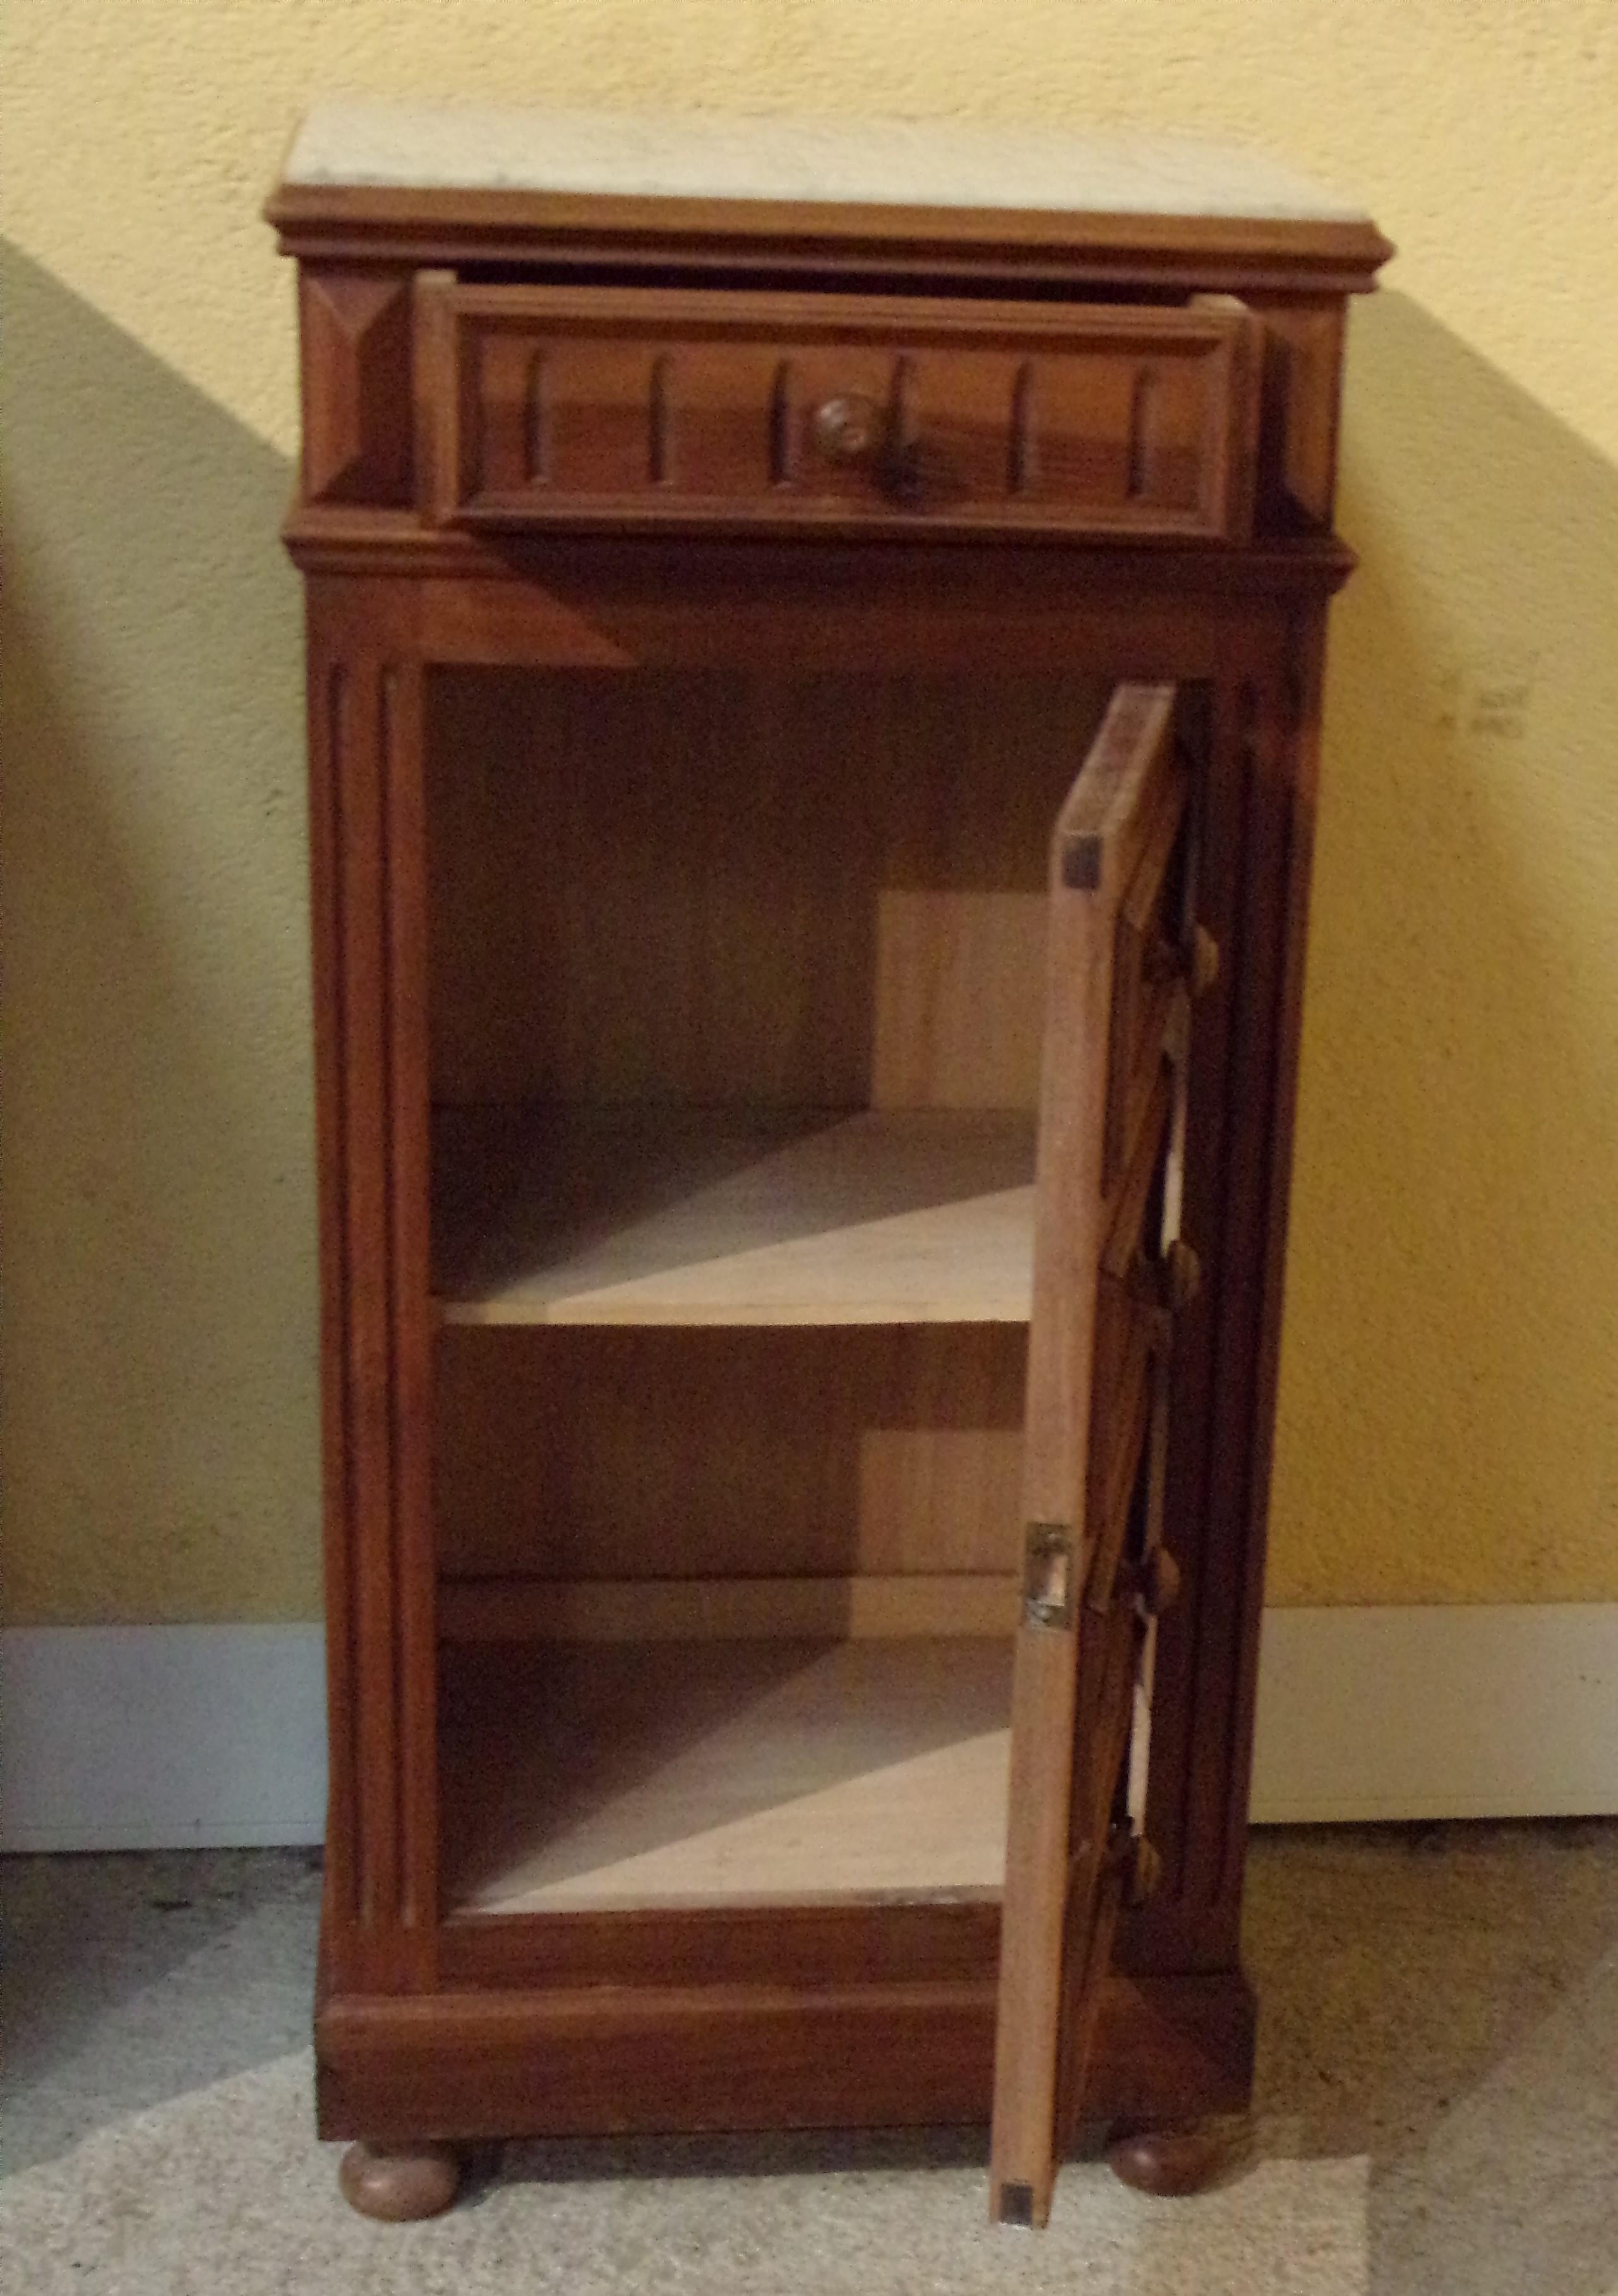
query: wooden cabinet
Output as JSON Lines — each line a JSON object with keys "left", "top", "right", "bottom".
{"left": 268, "top": 104, "right": 1389, "bottom": 2228}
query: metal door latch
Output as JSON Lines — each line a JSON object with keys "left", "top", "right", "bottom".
{"left": 1023, "top": 1522, "right": 1075, "bottom": 1629}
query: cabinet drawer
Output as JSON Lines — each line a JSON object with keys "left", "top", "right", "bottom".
{"left": 416, "top": 281, "right": 1259, "bottom": 543}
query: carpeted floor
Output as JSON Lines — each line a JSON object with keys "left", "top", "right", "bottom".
{"left": 0, "top": 2053, "right": 1369, "bottom": 2296}
{"left": 2, "top": 1824, "right": 1615, "bottom": 2295}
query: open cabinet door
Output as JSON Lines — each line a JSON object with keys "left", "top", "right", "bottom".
{"left": 990, "top": 683, "right": 1206, "bottom": 2228}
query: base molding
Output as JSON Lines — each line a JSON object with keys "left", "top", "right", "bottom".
{"left": 4, "top": 1604, "right": 1617, "bottom": 1851}
{"left": 315, "top": 1969, "right": 1254, "bottom": 2142}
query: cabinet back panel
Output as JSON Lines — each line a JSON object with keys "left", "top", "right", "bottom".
{"left": 435, "top": 1323, "right": 1025, "bottom": 1581}
{"left": 426, "top": 670, "right": 1109, "bottom": 1110}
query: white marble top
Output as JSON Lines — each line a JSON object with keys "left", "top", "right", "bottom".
{"left": 282, "top": 102, "right": 1367, "bottom": 224}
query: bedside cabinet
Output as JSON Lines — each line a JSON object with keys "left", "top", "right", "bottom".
{"left": 267, "top": 104, "right": 1389, "bottom": 2228}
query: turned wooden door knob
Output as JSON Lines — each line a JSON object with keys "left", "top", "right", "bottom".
{"left": 1189, "top": 922, "right": 1220, "bottom": 998}
{"left": 1147, "top": 922, "right": 1220, "bottom": 997}
{"left": 1165, "top": 1238, "right": 1202, "bottom": 1311}
{"left": 1130, "top": 1237, "right": 1201, "bottom": 1316}
{"left": 1127, "top": 1836, "right": 1163, "bottom": 1906}
{"left": 1140, "top": 1545, "right": 1182, "bottom": 1616}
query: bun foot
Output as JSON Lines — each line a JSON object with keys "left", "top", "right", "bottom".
{"left": 338, "top": 2139, "right": 462, "bottom": 2221}
{"left": 1105, "top": 2119, "right": 1245, "bottom": 2197}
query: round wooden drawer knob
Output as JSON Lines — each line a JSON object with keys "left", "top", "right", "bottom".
{"left": 813, "top": 392, "right": 884, "bottom": 462}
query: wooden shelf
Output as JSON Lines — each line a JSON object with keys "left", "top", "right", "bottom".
{"left": 441, "top": 1637, "right": 1012, "bottom": 1914}
{"left": 432, "top": 1105, "right": 1036, "bottom": 1326}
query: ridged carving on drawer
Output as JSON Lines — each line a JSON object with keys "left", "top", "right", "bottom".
{"left": 414, "top": 279, "right": 1260, "bottom": 543}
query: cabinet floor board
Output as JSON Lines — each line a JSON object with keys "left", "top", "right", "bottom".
{"left": 440, "top": 1637, "right": 1013, "bottom": 1913}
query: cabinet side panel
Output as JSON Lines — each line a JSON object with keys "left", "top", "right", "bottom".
{"left": 308, "top": 582, "right": 438, "bottom": 1992}
{"left": 1214, "top": 615, "right": 1327, "bottom": 1902}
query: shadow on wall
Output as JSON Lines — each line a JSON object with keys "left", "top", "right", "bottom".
{"left": 0, "top": 240, "right": 318, "bottom": 1621}
{"left": 2, "top": 246, "right": 1615, "bottom": 1622}
{"left": 1270, "top": 287, "right": 1618, "bottom": 1606}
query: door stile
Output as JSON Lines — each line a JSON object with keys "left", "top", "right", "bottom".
{"left": 990, "top": 685, "right": 1186, "bottom": 2228}
{"left": 990, "top": 853, "right": 1117, "bottom": 2227}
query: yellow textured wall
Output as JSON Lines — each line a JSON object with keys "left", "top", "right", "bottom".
{"left": 4, "top": 3, "right": 1617, "bottom": 1621}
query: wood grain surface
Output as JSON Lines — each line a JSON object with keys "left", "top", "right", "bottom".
{"left": 433, "top": 1321, "right": 1025, "bottom": 1582}
{"left": 433, "top": 1105, "right": 1035, "bottom": 1325}
{"left": 426, "top": 665, "right": 1107, "bottom": 1111}
{"left": 439, "top": 1637, "right": 1012, "bottom": 1913}
{"left": 282, "top": 163, "right": 1377, "bottom": 2188}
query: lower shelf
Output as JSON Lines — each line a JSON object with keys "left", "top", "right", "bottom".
{"left": 440, "top": 1637, "right": 1013, "bottom": 1914}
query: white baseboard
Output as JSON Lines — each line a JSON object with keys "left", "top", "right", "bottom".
{"left": 3, "top": 1606, "right": 1615, "bottom": 1851}
{"left": 1249, "top": 1602, "right": 1618, "bottom": 1823}
{"left": 0, "top": 1625, "right": 327, "bottom": 1850}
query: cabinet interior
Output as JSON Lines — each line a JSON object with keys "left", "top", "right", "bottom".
{"left": 426, "top": 665, "right": 1114, "bottom": 1915}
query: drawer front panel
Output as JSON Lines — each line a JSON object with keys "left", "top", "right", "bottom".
{"left": 419, "top": 282, "right": 1259, "bottom": 543}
